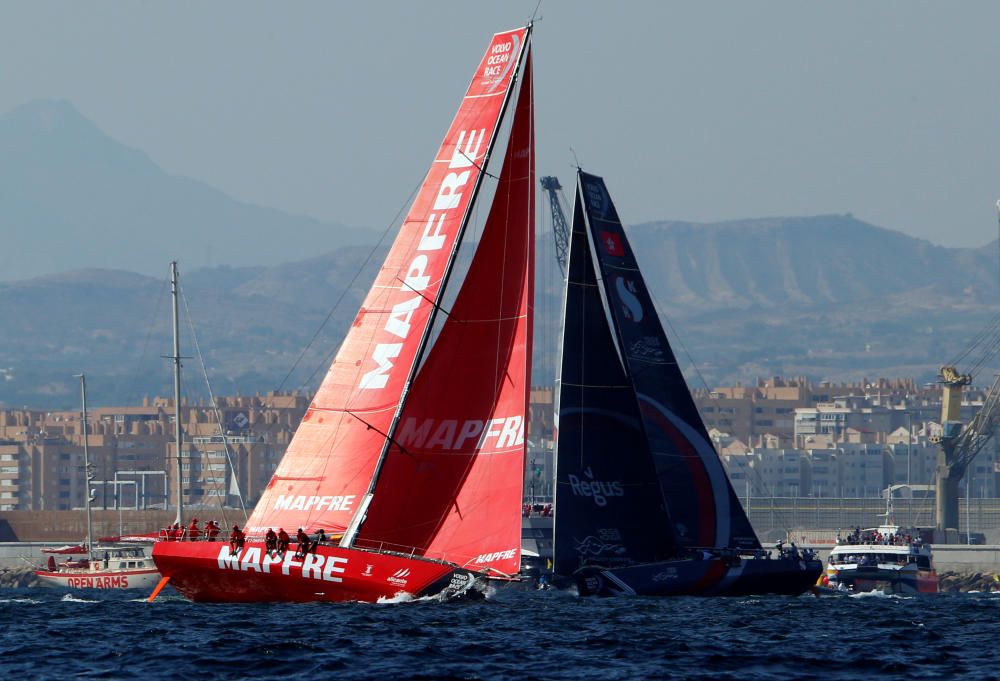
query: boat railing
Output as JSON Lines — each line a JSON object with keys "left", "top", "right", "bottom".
{"left": 350, "top": 537, "right": 454, "bottom": 566}
{"left": 154, "top": 528, "right": 504, "bottom": 570}
{"left": 828, "top": 552, "right": 924, "bottom": 566}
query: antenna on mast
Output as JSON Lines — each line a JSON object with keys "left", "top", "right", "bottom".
{"left": 529, "top": 0, "right": 543, "bottom": 23}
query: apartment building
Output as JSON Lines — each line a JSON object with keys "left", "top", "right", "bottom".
{"left": 0, "top": 392, "right": 308, "bottom": 512}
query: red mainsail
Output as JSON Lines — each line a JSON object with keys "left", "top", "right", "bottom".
{"left": 355, "top": 55, "right": 534, "bottom": 576}
{"left": 246, "top": 28, "right": 531, "bottom": 541}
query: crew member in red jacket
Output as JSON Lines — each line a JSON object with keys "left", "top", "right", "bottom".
{"left": 276, "top": 528, "right": 290, "bottom": 556}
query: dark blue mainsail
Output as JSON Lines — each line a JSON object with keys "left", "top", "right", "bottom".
{"left": 571, "top": 170, "right": 760, "bottom": 551}
{"left": 552, "top": 186, "right": 678, "bottom": 576}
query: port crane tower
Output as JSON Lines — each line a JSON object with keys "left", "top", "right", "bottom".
{"left": 540, "top": 176, "right": 570, "bottom": 275}
{"left": 932, "top": 201, "right": 1000, "bottom": 540}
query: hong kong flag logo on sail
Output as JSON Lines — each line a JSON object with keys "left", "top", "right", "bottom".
{"left": 600, "top": 231, "right": 624, "bottom": 256}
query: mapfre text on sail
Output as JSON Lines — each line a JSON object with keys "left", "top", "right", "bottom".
{"left": 358, "top": 128, "right": 487, "bottom": 391}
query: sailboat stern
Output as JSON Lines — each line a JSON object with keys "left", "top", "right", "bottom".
{"left": 151, "top": 541, "right": 475, "bottom": 603}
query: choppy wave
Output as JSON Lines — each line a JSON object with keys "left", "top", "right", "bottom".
{"left": 60, "top": 593, "right": 98, "bottom": 603}
{"left": 1, "top": 588, "right": 998, "bottom": 679}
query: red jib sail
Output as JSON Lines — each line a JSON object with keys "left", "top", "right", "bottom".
{"left": 246, "top": 28, "right": 531, "bottom": 539}
{"left": 355, "top": 54, "right": 534, "bottom": 577}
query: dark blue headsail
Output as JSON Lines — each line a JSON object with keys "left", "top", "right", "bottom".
{"left": 575, "top": 170, "right": 760, "bottom": 551}
{"left": 552, "top": 186, "right": 677, "bottom": 576}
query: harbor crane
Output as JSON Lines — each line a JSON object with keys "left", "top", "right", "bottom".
{"left": 931, "top": 200, "right": 1000, "bottom": 540}
{"left": 540, "top": 176, "right": 570, "bottom": 275}
{"left": 933, "top": 367, "right": 1000, "bottom": 539}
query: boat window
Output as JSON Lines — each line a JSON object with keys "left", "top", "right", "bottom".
{"left": 917, "top": 556, "right": 931, "bottom": 569}
{"left": 138, "top": 561, "right": 145, "bottom": 567}
{"left": 118, "top": 562, "right": 126, "bottom": 569}
{"left": 128, "top": 561, "right": 135, "bottom": 568}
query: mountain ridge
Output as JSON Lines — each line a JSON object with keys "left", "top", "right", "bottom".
{"left": 2, "top": 213, "right": 999, "bottom": 410}
{"left": 0, "top": 99, "right": 378, "bottom": 281}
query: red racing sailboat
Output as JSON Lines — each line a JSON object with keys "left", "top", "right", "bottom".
{"left": 152, "top": 26, "right": 535, "bottom": 602}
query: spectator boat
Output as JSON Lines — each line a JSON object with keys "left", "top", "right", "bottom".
{"left": 824, "top": 519, "right": 938, "bottom": 593}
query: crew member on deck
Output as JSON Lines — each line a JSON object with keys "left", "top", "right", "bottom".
{"left": 205, "top": 520, "right": 220, "bottom": 542}
{"left": 265, "top": 528, "right": 278, "bottom": 555}
{"left": 311, "top": 529, "right": 326, "bottom": 554}
{"left": 188, "top": 518, "right": 201, "bottom": 542}
{"left": 276, "top": 528, "right": 290, "bottom": 555}
{"left": 230, "top": 524, "right": 242, "bottom": 553}
{"left": 294, "top": 528, "right": 311, "bottom": 559}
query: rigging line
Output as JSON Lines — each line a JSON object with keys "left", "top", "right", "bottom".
{"left": 176, "top": 324, "right": 235, "bottom": 532}
{"left": 948, "top": 312, "right": 1000, "bottom": 368}
{"left": 125, "top": 277, "right": 169, "bottom": 407}
{"left": 953, "top": 320, "right": 1000, "bottom": 366}
{"left": 656, "top": 304, "right": 713, "bottom": 396}
{"left": 459, "top": 149, "right": 498, "bottom": 179}
{"left": 180, "top": 286, "right": 249, "bottom": 524}
{"left": 343, "top": 410, "right": 415, "bottom": 459}
{"left": 175, "top": 366, "right": 232, "bottom": 529}
{"left": 276, "top": 174, "right": 426, "bottom": 394}
{"left": 394, "top": 275, "right": 454, "bottom": 319}
{"left": 967, "top": 332, "right": 1000, "bottom": 378}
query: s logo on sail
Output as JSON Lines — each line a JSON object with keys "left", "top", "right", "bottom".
{"left": 614, "top": 276, "right": 644, "bottom": 322}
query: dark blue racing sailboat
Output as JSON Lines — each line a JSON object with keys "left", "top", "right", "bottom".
{"left": 552, "top": 170, "right": 822, "bottom": 596}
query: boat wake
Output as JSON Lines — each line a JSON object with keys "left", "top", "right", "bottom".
{"left": 849, "top": 590, "right": 914, "bottom": 600}
{"left": 60, "top": 594, "right": 98, "bottom": 603}
{"left": 375, "top": 591, "right": 418, "bottom": 605}
{"left": 0, "top": 597, "right": 40, "bottom": 604}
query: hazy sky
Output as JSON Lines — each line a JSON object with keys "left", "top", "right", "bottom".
{"left": 4, "top": 1, "right": 1000, "bottom": 247}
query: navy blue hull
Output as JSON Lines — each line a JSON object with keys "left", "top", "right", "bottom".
{"left": 574, "top": 557, "right": 823, "bottom": 597}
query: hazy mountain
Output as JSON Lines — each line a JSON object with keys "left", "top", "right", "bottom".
{"left": 626, "top": 214, "right": 998, "bottom": 312}
{"left": 0, "top": 99, "right": 377, "bottom": 281}
{"left": 2, "top": 213, "right": 999, "bottom": 410}
{"left": 2, "top": 99, "right": 998, "bottom": 406}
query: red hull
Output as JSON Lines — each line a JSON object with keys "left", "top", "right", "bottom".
{"left": 152, "top": 541, "right": 475, "bottom": 603}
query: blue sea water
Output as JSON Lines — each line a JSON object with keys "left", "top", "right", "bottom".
{"left": 2, "top": 587, "right": 999, "bottom": 680}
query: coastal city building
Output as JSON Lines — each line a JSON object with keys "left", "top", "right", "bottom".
{"left": 0, "top": 392, "right": 309, "bottom": 513}
{"left": 1, "top": 377, "right": 998, "bottom": 515}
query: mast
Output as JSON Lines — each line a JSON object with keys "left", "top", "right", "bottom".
{"left": 78, "top": 374, "right": 94, "bottom": 560}
{"left": 170, "top": 261, "right": 184, "bottom": 527}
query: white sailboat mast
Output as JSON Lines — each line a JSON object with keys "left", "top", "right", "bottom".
{"left": 170, "top": 261, "right": 184, "bottom": 527}
{"left": 78, "top": 374, "right": 94, "bottom": 560}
